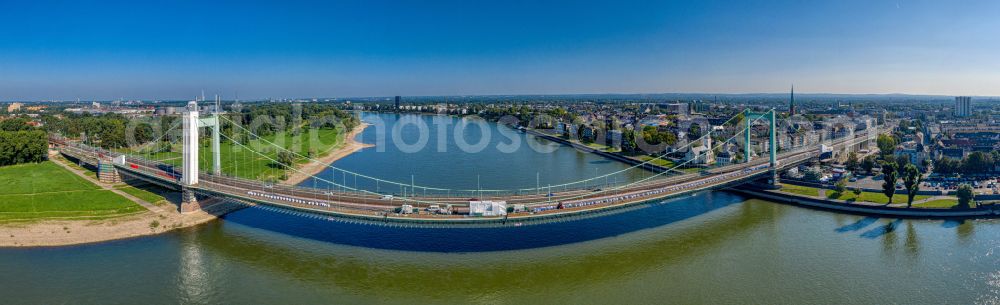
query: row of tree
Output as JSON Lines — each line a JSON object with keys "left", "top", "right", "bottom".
{"left": 879, "top": 161, "right": 923, "bottom": 207}
{"left": 231, "top": 103, "right": 360, "bottom": 137}
{"left": 933, "top": 151, "right": 999, "bottom": 175}
{"left": 43, "top": 113, "right": 159, "bottom": 149}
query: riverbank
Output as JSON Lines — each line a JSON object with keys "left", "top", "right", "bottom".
{"left": 734, "top": 186, "right": 1000, "bottom": 218}
{"left": 283, "top": 123, "right": 372, "bottom": 185}
{"left": 0, "top": 200, "right": 240, "bottom": 247}
{"left": 0, "top": 154, "right": 243, "bottom": 247}
{"left": 522, "top": 127, "right": 680, "bottom": 173}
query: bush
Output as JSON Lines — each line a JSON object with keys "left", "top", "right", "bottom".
{"left": 957, "top": 184, "right": 975, "bottom": 208}
{"left": 834, "top": 177, "right": 847, "bottom": 193}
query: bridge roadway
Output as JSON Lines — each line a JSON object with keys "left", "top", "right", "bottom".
{"left": 52, "top": 128, "right": 877, "bottom": 225}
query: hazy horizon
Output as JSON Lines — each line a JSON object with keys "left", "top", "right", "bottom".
{"left": 9, "top": 90, "right": 999, "bottom": 103}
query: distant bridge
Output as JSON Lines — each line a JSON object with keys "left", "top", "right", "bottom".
{"left": 52, "top": 103, "right": 885, "bottom": 226}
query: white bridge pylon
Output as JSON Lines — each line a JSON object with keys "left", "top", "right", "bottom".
{"left": 181, "top": 100, "right": 222, "bottom": 186}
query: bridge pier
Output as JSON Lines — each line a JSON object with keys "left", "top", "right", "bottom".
{"left": 97, "top": 159, "right": 121, "bottom": 184}
{"left": 180, "top": 187, "right": 201, "bottom": 213}
{"left": 767, "top": 168, "right": 781, "bottom": 189}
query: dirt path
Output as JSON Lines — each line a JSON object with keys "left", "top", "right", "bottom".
{"left": 283, "top": 123, "right": 372, "bottom": 185}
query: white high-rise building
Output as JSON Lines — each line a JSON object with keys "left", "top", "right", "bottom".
{"left": 955, "top": 96, "right": 972, "bottom": 117}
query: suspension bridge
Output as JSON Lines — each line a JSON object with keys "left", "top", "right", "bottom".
{"left": 51, "top": 101, "right": 887, "bottom": 226}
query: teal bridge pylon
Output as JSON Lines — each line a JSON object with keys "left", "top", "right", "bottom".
{"left": 743, "top": 108, "right": 777, "bottom": 167}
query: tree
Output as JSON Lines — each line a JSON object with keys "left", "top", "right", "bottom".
{"left": 834, "top": 177, "right": 848, "bottom": 194}
{"left": 957, "top": 184, "right": 975, "bottom": 208}
{"left": 687, "top": 123, "right": 702, "bottom": 141}
{"left": 882, "top": 161, "right": 898, "bottom": 204}
{"left": 935, "top": 157, "right": 961, "bottom": 175}
{"left": 896, "top": 157, "right": 910, "bottom": 173}
{"left": 803, "top": 168, "right": 822, "bottom": 182}
{"left": 276, "top": 151, "right": 295, "bottom": 170}
{"left": 621, "top": 130, "right": 638, "bottom": 155}
{"left": 962, "top": 151, "right": 994, "bottom": 174}
{"left": 853, "top": 186, "right": 863, "bottom": 196}
{"left": 0, "top": 130, "right": 47, "bottom": 166}
{"left": 0, "top": 118, "right": 33, "bottom": 131}
{"left": 861, "top": 155, "right": 876, "bottom": 175}
{"left": 877, "top": 134, "right": 896, "bottom": 159}
{"left": 641, "top": 126, "right": 676, "bottom": 146}
{"left": 845, "top": 152, "right": 859, "bottom": 172}
{"left": 902, "top": 164, "right": 922, "bottom": 208}
{"left": 578, "top": 125, "right": 591, "bottom": 143}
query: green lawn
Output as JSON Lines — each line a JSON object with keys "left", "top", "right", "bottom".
{"left": 779, "top": 183, "right": 822, "bottom": 197}
{"left": 827, "top": 190, "right": 930, "bottom": 205}
{"left": 0, "top": 162, "right": 144, "bottom": 222}
{"left": 0, "top": 161, "right": 98, "bottom": 195}
{"left": 583, "top": 142, "right": 620, "bottom": 152}
{"left": 637, "top": 155, "right": 674, "bottom": 167}
{"left": 913, "top": 199, "right": 960, "bottom": 208}
{"left": 634, "top": 156, "right": 701, "bottom": 173}
{"left": 114, "top": 185, "right": 169, "bottom": 205}
{"left": 778, "top": 183, "right": 932, "bottom": 205}
{"left": 129, "top": 127, "right": 345, "bottom": 181}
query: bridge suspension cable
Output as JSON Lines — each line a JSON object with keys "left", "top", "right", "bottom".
{"left": 215, "top": 109, "right": 760, "bottom": 195}
{"left": 217, "top": 129, "right": 448, "bottom": 206}
{"left": 219, "top": 109, "right": 775, "bottom": 207}
{"left": 521, "top": 109, "right": 776, "bottom": 205}
{"left": 123, "top": 119, "right": 183, "bottom": 163}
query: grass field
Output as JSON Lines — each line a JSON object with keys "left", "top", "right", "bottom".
{"left": 131, "top": 127, "right": 344, "bottom": 181}
{"left": 827, "top": 190, "right": 930, "bottom": 205}
{"left": 913, "top": 199, "right": 960, "bottom": 208}
{"left": 114, "top": 184, "right": 169, "bottom": 205}
{"left": 779, "top": 183, "right": 933, "bottom": 205}
{"left": 637, "top": 155, "right": 674, "bottom": 167}
{"left": 0, "top": 162, "right": 144, "bottom": 222}
{"left": 779, "top": 183, "right": 823, "bottom": 197}
{"left": 635, "top": 156, "right": 702, "bottom": 173}
{"left": 583, "top": 141, "right": 620, "bottom": 152}
{"left": 0, "top": 161, "right": 98, "bottom": 195}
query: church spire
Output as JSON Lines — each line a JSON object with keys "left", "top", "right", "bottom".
{"left": 789, "top": 84, "right": 796, "bottom": 115}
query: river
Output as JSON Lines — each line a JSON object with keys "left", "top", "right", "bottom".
{"left": 1, "top": 113, "right": 998, "bottom": 304}
{"left": 300, "top": 112, "right": 649, "bottom": 195}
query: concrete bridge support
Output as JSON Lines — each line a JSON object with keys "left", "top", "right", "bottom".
{"left": 97, "top": 159, "right": 121, "bottom": 184}
{"left": 180, "top": 187, "right": 201, "bottom": 213}
{"left": 767, "top": 168, "right": 781, "bottom": 189}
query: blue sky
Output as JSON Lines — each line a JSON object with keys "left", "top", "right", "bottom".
{"left": 1, "top": 0, "right": 998, "bottom": 100}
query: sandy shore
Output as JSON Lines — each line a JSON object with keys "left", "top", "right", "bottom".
{"left": 283, "top": 123, "right": 373, "bottom": 185}
{"left": 0, "top": 200, "right": 243, "bottom": 247}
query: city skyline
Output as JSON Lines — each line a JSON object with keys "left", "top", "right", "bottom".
{"left": 2, "top": 0, "right": 1000, "bottom": 100}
